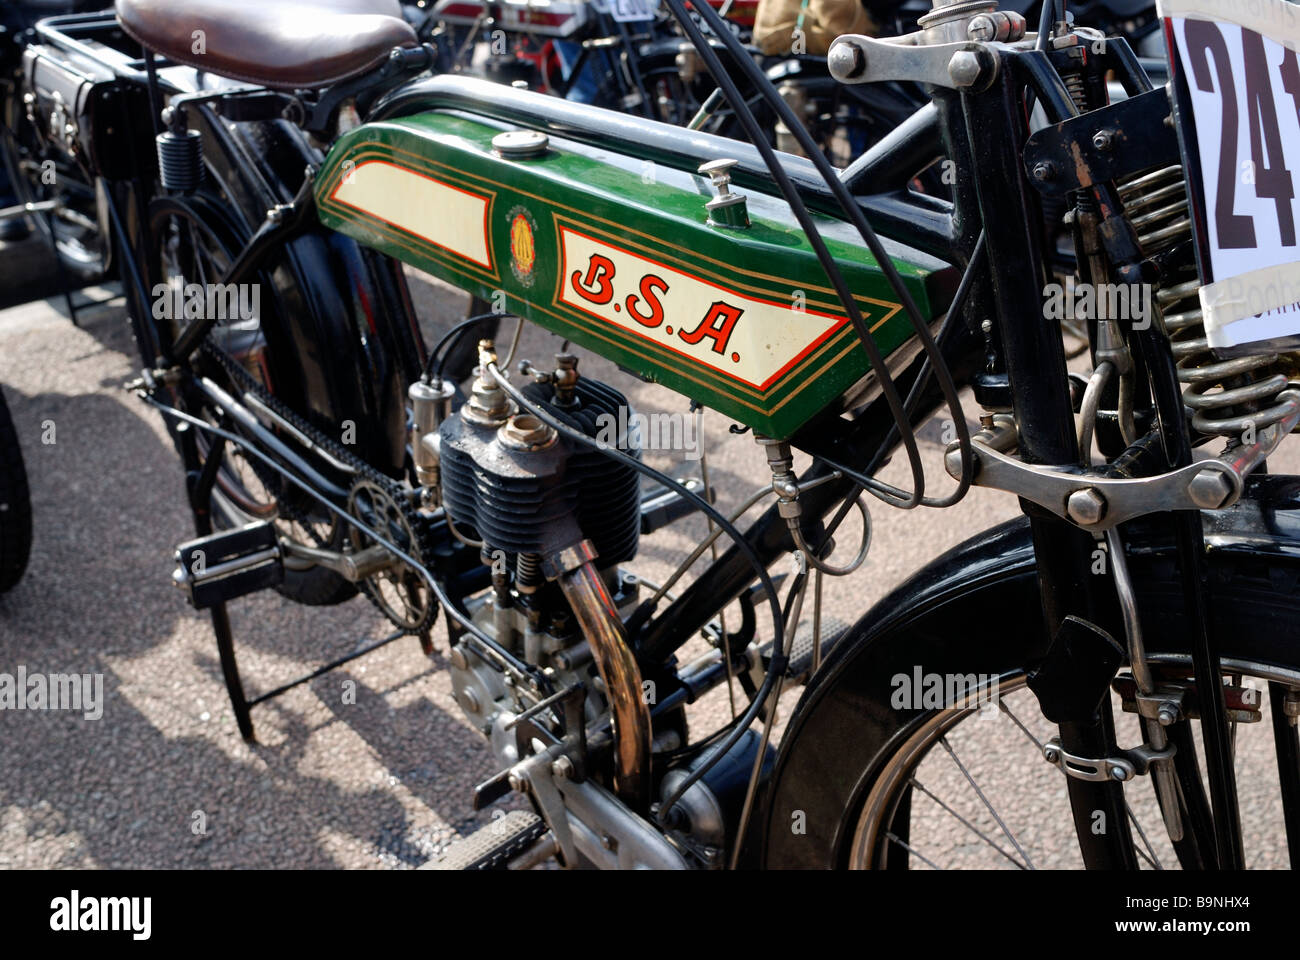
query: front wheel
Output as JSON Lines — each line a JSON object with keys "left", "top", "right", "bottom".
{"left": 759, "top": 523, "right": 1300, "bottom": 869}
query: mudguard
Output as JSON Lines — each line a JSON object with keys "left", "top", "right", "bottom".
{"left": 753, "top": 476, "right": 1300, "bottom": 868}
{"left": 144, "top": 105, "right": 422, "bottom": 477}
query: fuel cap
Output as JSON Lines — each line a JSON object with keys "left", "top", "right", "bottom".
{"left": 492, "top": 130, "right": 549, "bottom": 159}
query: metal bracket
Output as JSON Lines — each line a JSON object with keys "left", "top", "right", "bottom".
{"left": 827, "top": 34, "right": 999, "bottom": 91}
{"left": 946, "top": 389, "right": 1300, "bottom": 531}
{"left": 1023, "top": 88, "right": 1181, "bottom": 196}
{"left": 1042, "top": 736, "right": 1175, "bottom": 782}
{"left": 945, "top": 434, "right": 1241, "bottom": 531}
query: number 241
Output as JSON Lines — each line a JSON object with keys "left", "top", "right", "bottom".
{"left": 1185, "top": 21, "right": 1300, "bottom": 249}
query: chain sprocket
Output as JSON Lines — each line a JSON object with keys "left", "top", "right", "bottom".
{"left": 346, "top": 478, "right": 436, "bottom": 633}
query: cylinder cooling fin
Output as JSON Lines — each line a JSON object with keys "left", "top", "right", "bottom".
{"left": 439, "top": 377, "right": 642, "bottom": 564}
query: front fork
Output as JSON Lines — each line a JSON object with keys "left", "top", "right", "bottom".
{"left": 957, "top": 65, "right": 1146, "bottom": 867}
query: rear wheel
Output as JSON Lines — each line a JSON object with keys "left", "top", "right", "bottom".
{"left": 146, "top": 192, "right": 356, "bottom": 606}
{"left": 0, "top": 115, "right": 108, "bottom": 281}
{"left": 0, "top": 387, "right": 32, "bottom": 594}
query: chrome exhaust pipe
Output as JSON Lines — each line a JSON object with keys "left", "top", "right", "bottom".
{"left": 548, "top": 541, "right": 652, "bottom": 811}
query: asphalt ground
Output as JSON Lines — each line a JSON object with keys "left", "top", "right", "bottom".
{"left": 1, "top": 231, "right": 1295, "bottom": 869}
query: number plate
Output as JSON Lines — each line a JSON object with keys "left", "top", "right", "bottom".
{"left": 609, "top": 0, "right": 659, "bottom": 22}
{"left": 1159, "top": 0, "right": 1300, "bottom": 350}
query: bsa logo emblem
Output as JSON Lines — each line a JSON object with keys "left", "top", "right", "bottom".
{"left": 508, "top": 206, "right": 538, "bottom": 287}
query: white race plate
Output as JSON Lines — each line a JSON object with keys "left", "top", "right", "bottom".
{"left": 1159, "top": 0, "right": 1300, "bottom": 350}
{"left": 609, "top": 0, "right": 660, "bottom": 22}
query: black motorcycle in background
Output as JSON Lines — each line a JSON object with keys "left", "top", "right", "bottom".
{"left": 0, "top": 386, "right": 32, "bottom": 595}
{"left": 0, "top": 0, "right": 112, "bottom": 280}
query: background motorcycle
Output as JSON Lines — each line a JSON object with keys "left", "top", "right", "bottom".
{"left": 0, "top": 385, "right": 32, "bottom": 595}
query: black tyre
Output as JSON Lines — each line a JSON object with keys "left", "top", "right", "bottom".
{"left": 760, "top": 516, "right": 1300, "bottom": 869}
{"left": 0, "top": 387, "right": 32, "bottom": 594}
{"left": 146, "top": 191, "right": 356, "bottom": 607}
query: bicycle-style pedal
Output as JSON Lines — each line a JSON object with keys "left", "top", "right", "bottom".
{"left": 172, "top": 521, "right": 283, "bottom": 609}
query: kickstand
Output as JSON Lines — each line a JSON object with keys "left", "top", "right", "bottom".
{"left": 179, "top": 422, "right": 256, "bottom": 740}
{"left": 171, "top": 411, "right": 421, "bottom": 742}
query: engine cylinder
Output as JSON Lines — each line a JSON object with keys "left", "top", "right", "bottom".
{"left": 439, "top": 377, "right": 641, "bottom": 563}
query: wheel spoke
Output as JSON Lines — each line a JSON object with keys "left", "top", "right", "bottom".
{"left": 938, "top": 735, "right": 1036, "bottom": 869}
{"left": 1125, "top": 803, "right": 1164, "bottom": 870}
{"left": 908, "top": 778, "right": 1029, "bottom": 869}
{"left": 885, "top": 831, "right": 944, "bottom": 870}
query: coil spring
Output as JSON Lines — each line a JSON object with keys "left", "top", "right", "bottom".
{"left": 1063, "top": 73, "right": 1089, "bottom": 113}
{"left": 1117, "top": 164, "right": 1295, "bottom": 437}
{"left": 516, "top": 552, "right": 542, "bottom": 593}
{"left": 156, "top": 128, "right": 203, "bottom": 193}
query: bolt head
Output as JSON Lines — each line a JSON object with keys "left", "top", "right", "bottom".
{"left": 1157, "top": 703, "right": 1179, "bottom": 727}
{"left": 1109, "top": 764, "right": 1129, "bottom": 782}
{"left": 508, "top": 772, "right": 525, "bottom": 792}
{"left": 1187, "top": 468, "right": 1232, "bottom": 509}
{"left": 1043, "top": 745, "right": 1060, "bottom": 764}
{"left": 1032, "top": 161, "right": 1057, "bottom": 182}
{"left": 551, "top": 756, "right": 574, "bottom": 780}
{"left": 1066, "top": 487, "right": 1107, "bottom": 526}
{"left": 449, "top": 647, "right": 469, "bottom": 671}
{"left": 827, "top": 40, "right": 864, "bottom": 81}
{"left": 967, "top": 14, "right": 997, "bottom": 41}
{"left": 948, "top": 50, "right": 983, "bottom": 88}
{"left": 1092, "top": 129, "right": 1114, "bottom": 151}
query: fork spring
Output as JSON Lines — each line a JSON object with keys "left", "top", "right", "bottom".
{"left": 1118, "top": 165, "right": 1296, "bottom": 438}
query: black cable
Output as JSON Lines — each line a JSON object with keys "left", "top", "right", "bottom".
{"left": 421, "top": 311, "right": 509, "bottom": 383}
{"left": 669, "top": 0, "right": 974, "bottom": 510}
{"left": 1037, "top": 0, "right": 1060, "bottom": 52}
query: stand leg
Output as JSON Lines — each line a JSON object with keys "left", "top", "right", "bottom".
{"left": 41, "top": 210, "right": 79, "bottom": 328}
{"left": 179, "top": 424, "right": 256, "bottom": 739}
{"left": 211, "top": 602, "right": 254, "bottom": 741}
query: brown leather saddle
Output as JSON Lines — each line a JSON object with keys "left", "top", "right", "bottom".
{"left": 115, "top": 0, "right": 417, "bottom": 90}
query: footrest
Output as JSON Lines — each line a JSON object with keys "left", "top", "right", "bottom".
{"left": 172, "top": 521, "right": 283, "bottom": 609}
{"left": 420, "top": 810, "right": 547, "bottom": 870}
{"left": 761, "top": 618, "right": 848, "bottom": 684}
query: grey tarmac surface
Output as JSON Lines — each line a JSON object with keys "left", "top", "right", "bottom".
{"left": 0, "top": 235, "right": 1294, "bottom": 869}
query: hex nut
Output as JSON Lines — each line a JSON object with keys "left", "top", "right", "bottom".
{"left": 1187, "top": 468, "right": 1232, "bottom": 509}
{"left": 827, "top": 41, "right": 864, "bottom": 80}
{"left": 1066, "top": 487, "right": 1107, "bottom": 526}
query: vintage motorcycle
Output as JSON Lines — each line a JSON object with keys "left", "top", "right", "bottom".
{"left": 0, "top": 0, "right": 113, "bottom": 279}
{"left": 37, "top": 0, "right": 1300, "bottom": 868}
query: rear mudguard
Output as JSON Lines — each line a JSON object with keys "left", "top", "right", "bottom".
{"left": 199, "top": 110, "right": 423, "bottom": 477}
{"left": 116, "top": 102, "right": 422, "bottom": 478}
{"left": 753, "top": 476, "right": 1300, "bottom": 868}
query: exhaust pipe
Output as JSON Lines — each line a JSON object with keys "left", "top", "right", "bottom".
{"left": 548, "top": 541, "right": 652, "bottom": 811}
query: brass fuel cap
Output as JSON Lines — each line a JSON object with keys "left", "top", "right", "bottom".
{"left": 698, "top": 158, "right": 750, "bottom": 229}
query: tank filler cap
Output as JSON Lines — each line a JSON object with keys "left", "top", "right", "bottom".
{"left": 492, "top": 130, "right": 550, "bottom": 159}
